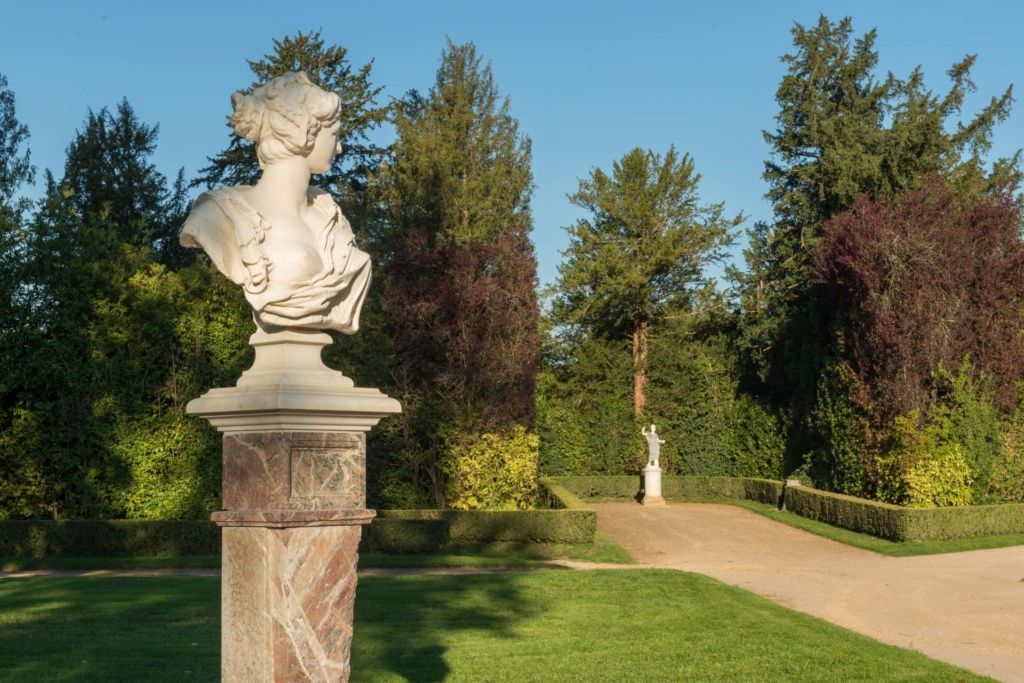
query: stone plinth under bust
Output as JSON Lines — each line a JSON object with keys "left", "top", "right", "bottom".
{"left": 189, "top": 330, "right": 400, "bottom": 683}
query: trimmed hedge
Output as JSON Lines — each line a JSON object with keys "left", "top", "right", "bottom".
{"left": 546, "top": 475, "right": 784, "bottom": 506}
{"left": 0, "top": 520, "right": 220, "bottom": 557}
{"left": 360, "top": 518, "right": 450, "bottom": 554}
{"left": 785, "top": 486, "right": 1024, "bottom": 542}
{"left": 375, "top": 509, "right": 596, "bottom": 546}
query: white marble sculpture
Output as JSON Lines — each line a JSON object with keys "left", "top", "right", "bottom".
{"left": 181, "top": 71, "right": 371, "bottom": 333}
{"left": 642, "top": 424, "right": 666, "bottom": 506}
{"left": 642, "top": 424, "right": 664, "bottom": 467}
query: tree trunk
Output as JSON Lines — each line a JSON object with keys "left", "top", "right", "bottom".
{"left": 632, "top": 321, "right": 649, "bottom": 415}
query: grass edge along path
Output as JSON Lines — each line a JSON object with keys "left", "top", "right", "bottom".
{"left": 0, "top": 570, "right": 995, "bottom": 682}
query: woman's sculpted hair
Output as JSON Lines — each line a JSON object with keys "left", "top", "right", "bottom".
{"left": 229, "top": 71, "right": 342, "bottom": 167}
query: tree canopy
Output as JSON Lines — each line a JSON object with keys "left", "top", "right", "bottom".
{"left": 551, "top": 146, "right": 739, "bottom": 414}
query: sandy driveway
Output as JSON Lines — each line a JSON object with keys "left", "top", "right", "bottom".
{"left": 589, "top": 502, "right": 1024, "bottom": 683}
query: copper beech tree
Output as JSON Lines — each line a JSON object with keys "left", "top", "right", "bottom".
{"left": 818, "top": 177, "right": 1024, "bottom": 422}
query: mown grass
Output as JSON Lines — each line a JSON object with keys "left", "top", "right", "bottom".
{"left": 0, "top": 571, "right": 993, "bottom": 682}
{"left": 729, "top": 499, "right": 1024, "bottom": 556}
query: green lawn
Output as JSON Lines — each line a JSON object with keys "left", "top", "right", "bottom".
{"left": 0, "top": 571, "right": 994, "bottom": 682}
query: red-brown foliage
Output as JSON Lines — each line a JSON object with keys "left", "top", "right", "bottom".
{"left": 385, "top": 225, "right": 541, "bottom": 430}
{"left": 817, "top": 177, "right": 1024, "bottom": 419}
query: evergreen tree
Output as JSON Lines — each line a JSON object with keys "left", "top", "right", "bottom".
{"left": 0, "top": 73, "right": 36, "bottom": 517}
{"left": 59, "top": 100, "right": 189, "bottom": 265}
{"left": 193, "top": 30, "right": 387, "bottom": 217}
{"left": 375, "top": 40, "right": 532, "bottom": 250}
{"left": 370, "top": 41, "right": 539, "bottom": 508}
{"left": 551, "top": 146, "right": 739, "bottom": 415}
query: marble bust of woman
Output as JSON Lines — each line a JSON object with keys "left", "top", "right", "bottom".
{"left": 181, "top": 72, "right": 371, "bottom": 333}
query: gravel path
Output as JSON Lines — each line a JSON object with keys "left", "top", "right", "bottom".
{"left": 589, "top": 501, "right": 1024, "bottom": 683}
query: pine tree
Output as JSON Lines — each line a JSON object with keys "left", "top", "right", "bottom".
{"left": 551, "top": 146, "right": 739, "bottom": 415}
{"left": 59, "top": 100, "right": 189, "bottom": 264}
{"left": 0, "top": 73, "right": 37, "bottom": 518}
{"left": 374, "top": 40, "right": 532, "bottom": 250}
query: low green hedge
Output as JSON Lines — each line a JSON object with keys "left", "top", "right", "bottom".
{"left": 360, "top": 479, "right": 597, "bottom": 552}
{"left": 546, "top": 475, "right": 784, "bottom": 506}
{"left": 360, "top": 518, "right": 450, "bottom": 554}
{"left": 0, "top": 520, "right": 221, "bottom": 557}
{"left": 375, "top": 509, "right": 596, "bottom": 546}
{"left": 786, "top": 486, "right": 1024, "bottom": 542}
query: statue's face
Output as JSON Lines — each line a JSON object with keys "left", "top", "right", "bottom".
{"left": 308, "top": 120, "right": 342, "bottom": 174}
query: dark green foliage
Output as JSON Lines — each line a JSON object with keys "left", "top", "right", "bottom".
{"left": 373, "top": 40, "right": 532, "bottom": 249}
{"left": 360, "top": 519, "right": 450, "bottom": 554}
{"left": 808, "top": 360, "right": 872, "bottom": 496}
{"left": 930, "top": 365, "right": 1006, "bottom": 503}
{"left": 0, "top": 98, "right": 251, "bottom": 520}
{"left": 539, "top": 314, "right": 785, "bottom": 480}
{"left": 785, "top": 485, "right": 1024, "bottom": 541}
{"left": 375, "top": 509, "right": 597, "bottom": 545}
{"left": 0, "top": 520, "right": 220, "bottom": 557}
{"left": 722, "top": 395, "right": 786, "bottom": 479}
{"left": 550, "top": 147, "right": 739, "bottom": 417}
{"left": 536, "top": 337, "right": 638, "bottom": 475}
{"left": 60, "top": 100, "right": 189, "bottom": 261}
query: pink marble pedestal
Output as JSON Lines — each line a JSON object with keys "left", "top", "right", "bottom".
{"left": 212, "top": 432, "right": 374, "bottom": 682}
{"left": 187, "top": 330, "right": 401, "bottom": 683}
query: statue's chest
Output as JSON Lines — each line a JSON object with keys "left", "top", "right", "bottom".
{"left": 261, "top": 215, "right": 326, "bottom": 283}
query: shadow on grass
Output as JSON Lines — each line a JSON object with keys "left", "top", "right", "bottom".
{"left": 353, "top": 572, "right": 540, "bottom": 682}
{"left": 0, "top": 577, "right": 220, "bottom": 683}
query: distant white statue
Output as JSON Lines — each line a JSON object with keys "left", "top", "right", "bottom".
{"left": 181, "top": 72, "right": 371, "bottom": 333}
{"left": 642, "top": 424, "right": 665, "bottom": 467}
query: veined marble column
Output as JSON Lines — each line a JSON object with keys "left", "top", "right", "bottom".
{"left": 189, "top": 329, "right": 400, "bottom": 683}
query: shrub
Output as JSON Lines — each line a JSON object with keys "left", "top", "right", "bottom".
{"left": 545, "top": 476, "right": 784, "bottom": 506}
{"left": 990, "top": 422, "right": 1024, "bottom": 502}
{"left": 724, "top": 395, "right": 785, "bottom": 480}
{"left": 440, "top": 425, "right": 539, "bottom": 510}
{"left": 932, "top": 362, "right": 1004, "bottom": 502}
{"left": 876, "top": 411, "right": 973, "bottom": 507}
{"left": 809, "top": 359, "right": 872, "bottom": 496}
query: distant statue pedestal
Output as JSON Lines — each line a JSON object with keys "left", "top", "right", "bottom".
{"left": 188, "top": 328, "right": 400, "bottom": 682}
{"left": 642, "top": 464, "right": 666, "bottom": 507}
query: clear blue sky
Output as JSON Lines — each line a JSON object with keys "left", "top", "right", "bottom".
{"left": 2, "top": 0, "right": 1022, "bottom": 287}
